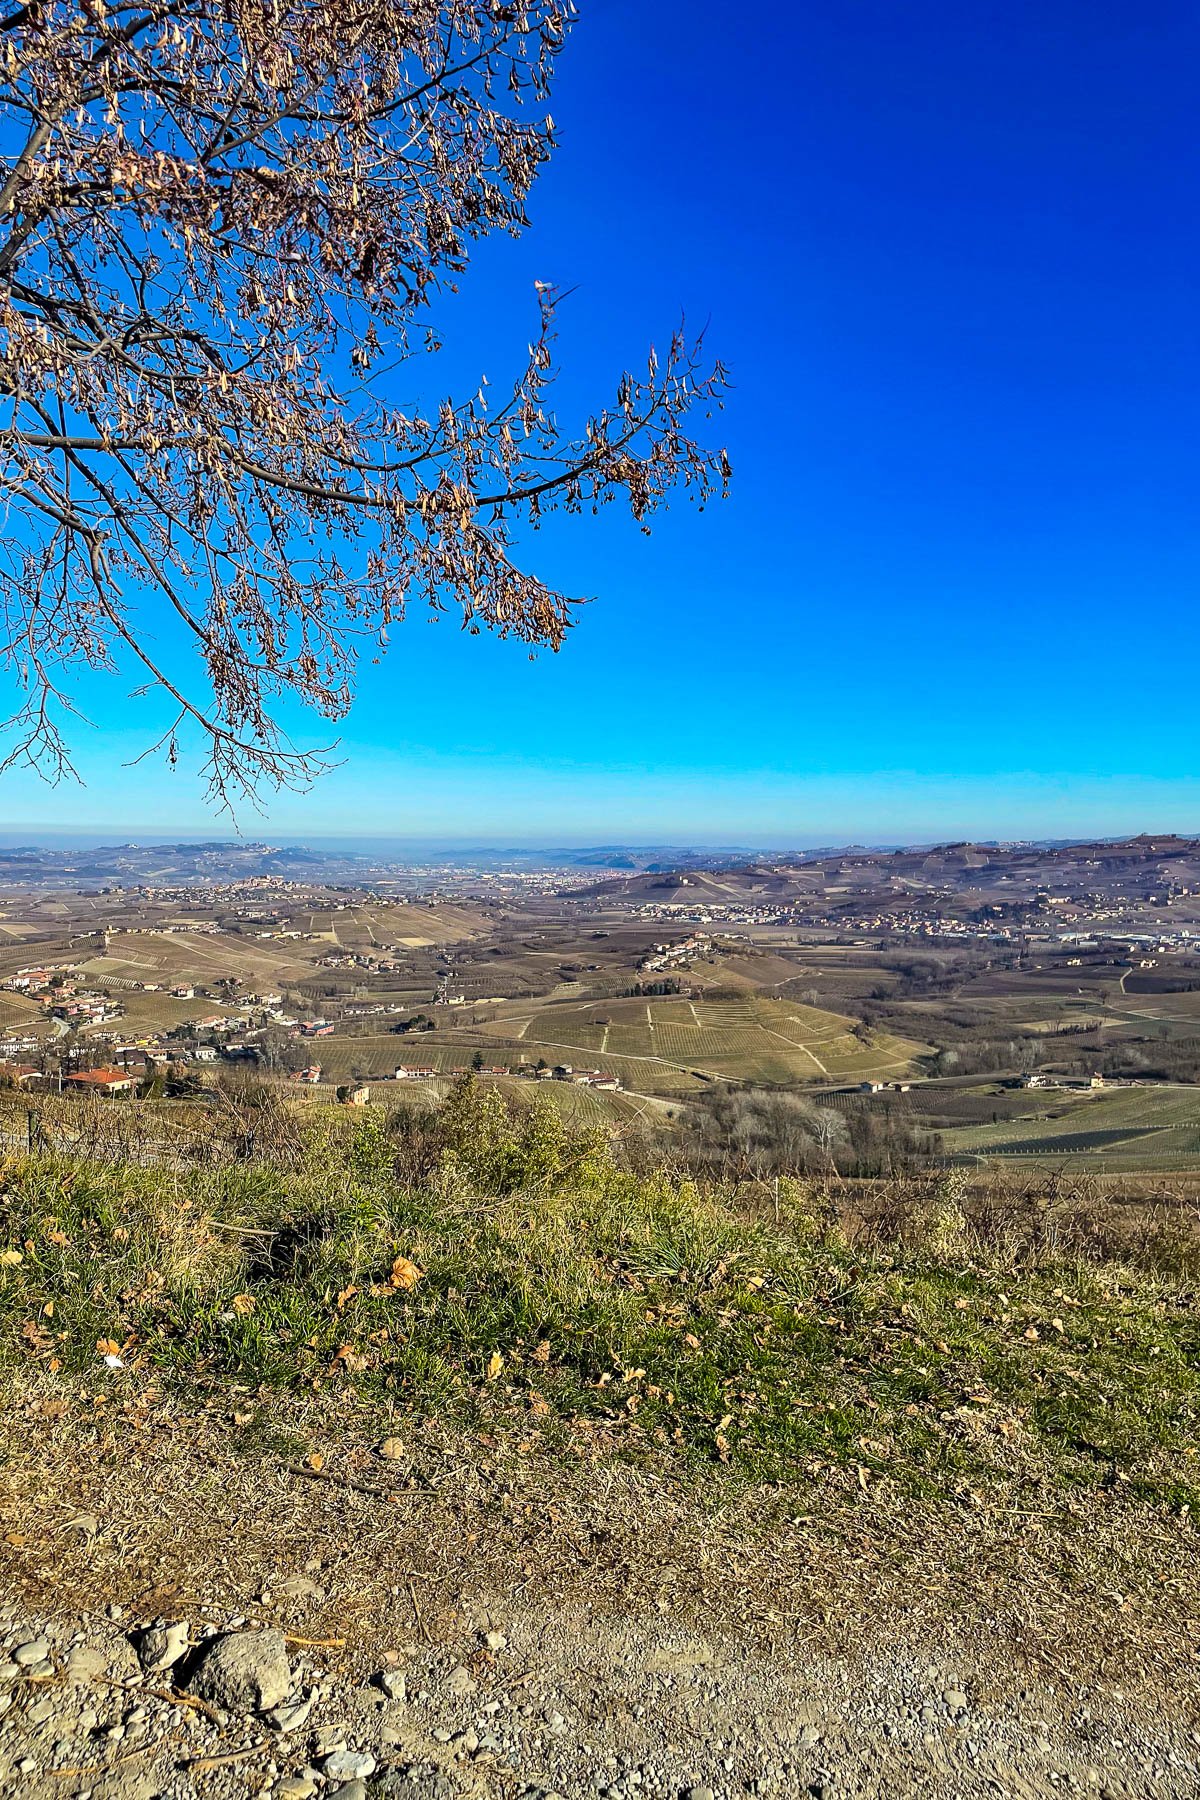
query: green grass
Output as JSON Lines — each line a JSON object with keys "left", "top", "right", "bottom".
{"left": 2, "top": 1085, "right": 1199, "bottom": 1512}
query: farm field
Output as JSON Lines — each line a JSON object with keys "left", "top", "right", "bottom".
{"left": 293, "top": 903, "right": 487, "bottom": 948}
{"left": 309, "top": 1032, "right": 705, "bottom": 1095}
{"left": 0, "top": 918, "right": 43, "bottom": 940}
{"left": 74, "top": 931, "right": 321, "bottom": 989}
{"left": 0, "top": 991, "right": 49, "bottom": 1036}
{"left": 0, "top": 936, "right": 87, "bottom": 977}
{"left": 939, "top": 1084, "right": 1200, "bottom": 1166}
{"left": 469, "top": 993, "right": 927, "bottom": 1090}
{"left": 1108, "top": 990, "right": 1200, "bottom": 1030}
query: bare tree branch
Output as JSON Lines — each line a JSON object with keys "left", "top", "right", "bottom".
{"left": 0, "top": 0, "right": 730, "bottom": 808}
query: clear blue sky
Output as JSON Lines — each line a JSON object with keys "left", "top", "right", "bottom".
{"left": 5, "top": 0, "right": 1200, "bottom": 843}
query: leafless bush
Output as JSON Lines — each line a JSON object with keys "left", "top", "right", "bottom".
{"left": 843, "top": 1166, "right": 1200, "bottom": 1275}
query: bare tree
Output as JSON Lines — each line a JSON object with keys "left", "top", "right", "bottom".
{"left": 0, "top": 1, "right": 728, "bottom": 808}
{"left": 812, "top": 1106, "right": 848, "bottom": 1160}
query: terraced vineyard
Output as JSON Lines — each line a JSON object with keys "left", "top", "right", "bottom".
{"left": 74, "top": 930, "right": 319, "bottom": 989}
{"left": 306, "top": 992, "right": 926, "bottom": 1101}
{"left": 467, "top": 993, "right": 926, "bottom": 1091}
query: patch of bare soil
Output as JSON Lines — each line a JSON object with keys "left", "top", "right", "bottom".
{"left": 1, "top": 1385, "right": 1198, "bottom": 1798}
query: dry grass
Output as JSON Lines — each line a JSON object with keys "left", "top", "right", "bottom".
{"left": 4, "top": 1374, "right": 1200, "bottom": 1706}
{"left": 1, "top": 1086, "right": 1199, "bottom": 1516}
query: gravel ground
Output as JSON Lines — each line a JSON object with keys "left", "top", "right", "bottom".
{"left": 3, "top": 1391, "right": 1200, "bottom": 1799}
{"left": 1, "top": 1592, "right": 1198, "bottom": 1800}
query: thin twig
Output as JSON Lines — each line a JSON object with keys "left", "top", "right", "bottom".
{"left": 408, "top": 1578, "right": 430, "bottom": 1644}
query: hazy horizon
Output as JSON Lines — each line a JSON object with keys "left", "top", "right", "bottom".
{"left": 1, "top": 820, "right": 1199, "bottom": 859}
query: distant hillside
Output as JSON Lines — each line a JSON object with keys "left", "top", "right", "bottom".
{"left": 575, "top": 836, "right": 1200, "bottom": 907}
{"left": 572, "top": 866, "right": 827, "bottom": 904}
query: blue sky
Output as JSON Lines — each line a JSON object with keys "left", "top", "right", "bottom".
{"left": 5, "top": 0, "right": 1200, "bottom": 843}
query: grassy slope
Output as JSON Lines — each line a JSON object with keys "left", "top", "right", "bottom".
{"left": 1, "top": 1091, "right": 1198, "bottom": 1516}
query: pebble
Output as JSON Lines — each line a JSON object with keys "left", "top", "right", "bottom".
{"left": 65, "top": 1644, "right": 107, "bottom": 1683}
{"left": 322, "top": 1747, "right": 377, "bottom": 1780}
{"left": 137, "top": 1620, "right": 189, "bottom": 1674}
{"left": 0, "top": 1597, "right": 1193, "bottom": 1800}
{"left": 12, "top": 1641, "right": 50, "bottom": 1668}
{"left": 267, "top": 1693, "right": 315, "bottom": 1734}
{"left": 276, "top": 1776, "right": 318, "bottom": 1800}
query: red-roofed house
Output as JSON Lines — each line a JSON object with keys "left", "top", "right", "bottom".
{"left": 65, "top": 1068, "right": 138, "bottom": 1094}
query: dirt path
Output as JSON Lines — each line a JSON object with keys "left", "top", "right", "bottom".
{"left": 758, "top": 1020, "right": 830, "bottom": 1076}
{"left": 2, "top": 1393, "right": 1198, "bottom": 1799}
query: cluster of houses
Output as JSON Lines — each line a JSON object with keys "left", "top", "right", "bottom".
{"left": 638, "top": 933, "right": 714, "bottom": 974}
{"left": 1012, "top": 1073, "right": 1107, "bottom": 1091}
{"left": 317, "top": 951, "right": 404, "bottom": 975}
{"left": 394, "top": 1062, "right": 621, "bottom": 1090}
{"left": 628, "top": 900, "right": 794, "bottom": 925}
{"left": 5, "top": 965, "right": 123, "bottom": 1026}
